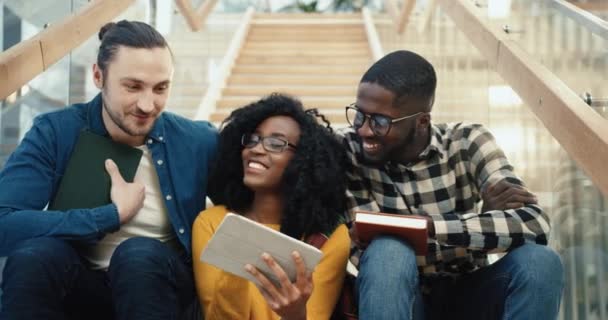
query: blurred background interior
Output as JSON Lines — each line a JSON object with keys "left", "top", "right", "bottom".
{"left": 0, "top": 0, "right": 606, "bottom": 318}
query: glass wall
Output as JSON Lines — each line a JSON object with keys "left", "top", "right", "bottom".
{"left": 372, "top": 1, "right": 607, "bottom": 318}
{"left": 0, "top": 0, "right": 252, "bottom": 168}
{"left": 480, "top": 2, "right": 608, "bottom": 318}
{"left": 166, "top": 0, "right": 249, "bottom": 119}
{"left": 0, "top": 0, "right": 79, "bottom": 167}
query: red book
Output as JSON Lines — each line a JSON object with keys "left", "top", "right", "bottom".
{"left": 355, "top": 211, "right": 428, "bottom": 255}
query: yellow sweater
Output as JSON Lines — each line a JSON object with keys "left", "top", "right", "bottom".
{"left": 192, "top": 205, "right": 350, "bottom": 320}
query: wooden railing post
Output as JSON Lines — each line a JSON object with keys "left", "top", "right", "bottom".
{"left": 174, "top": 0, "right": 220, "bottom": 32}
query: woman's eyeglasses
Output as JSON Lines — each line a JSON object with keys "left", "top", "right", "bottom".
{"left": 345, "top": 104, "right": 423, "bottom": 137}
{"left": 241, "top": 133, "right": 297, "bottom": 153}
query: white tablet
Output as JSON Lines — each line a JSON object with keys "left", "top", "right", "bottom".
{"left": 200, "top": 213, "right": 324, "bottom": 287}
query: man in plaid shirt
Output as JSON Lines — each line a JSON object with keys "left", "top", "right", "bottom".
{"left": 342, "top": 51, "right": 564, "bottom": 319}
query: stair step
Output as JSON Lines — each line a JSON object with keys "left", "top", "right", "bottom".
{"left": 251, "top": 21, "right": 363, "bottom": 27}
{"left": 251, "top": 18, "right": 363, "bottom": 29}
{"left": 251, "top": 20, "right": 363, "bottom": 26}
{"left": 223, "top": 85, "right": 357, "bottom": 97}
{"left": 232, "top": 64, "right": 368, "bottom": 75}
{"left": 240, "top": 48, "right": 370, "bottom": 56}
{"left": 201, "top": 13, "right": 373, "bottom": 123}
{"left": 245, "top": 41, "right": 369, "bottom": 50}
{"left": 253, "top": 13, "right": 362, "bottom": 19}
{"left": 249, "top": 26, "right": 364, "bottom": 32}
{"left": 217, "top": 96, "right": 352, "bottom": 109}
{"left": 237, "top": 55, "right": 371, "bottom": 65}
{"left": 248, "top": 29, "right": 365, "bottom": 36}
{"left": 228, "top": 74, "right": 360, "bottom": 86}
{"left": 210, "top": 108, "right": 350, "bottom": 125}
{"left": 247, "top": 33, "right": 366, "bottom": 41}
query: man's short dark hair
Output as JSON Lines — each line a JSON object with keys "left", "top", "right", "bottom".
{"left": 361, "top": 50, "right": 437, "bottom": 109}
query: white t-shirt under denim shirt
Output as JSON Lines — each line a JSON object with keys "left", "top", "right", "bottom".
{"left": 82, "top": 145, "right": 179, "bottom": 270}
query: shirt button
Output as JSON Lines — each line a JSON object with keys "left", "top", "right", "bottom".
{"left": 159, "top": 136, "right": 164, "bottom": 141}
{"left": 157, "top": 159, "right": 164, "bottom": 165}
{"left": 147, "top": 139, "right": 153, "bottom": 145}
{"left": 166, "top": 195, "right": 172, "bottom": 201}
{"left": 179, "top": 228, "right": 185, "bottom": 234}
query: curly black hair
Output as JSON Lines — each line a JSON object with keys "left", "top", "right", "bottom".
{"left": 208, "top": 93, "right": 347, "bottom": 240}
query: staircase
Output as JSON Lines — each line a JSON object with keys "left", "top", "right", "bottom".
{"left": 165, "top": 14, "right": 242, "bottom": 119}
{"left": 209, "top": 13, "right": 374, "bottom": 127}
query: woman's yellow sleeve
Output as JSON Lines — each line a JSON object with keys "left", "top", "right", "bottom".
{"left": 306, "top": 224, "right": 351, "bottom": 319}
{"left": 192, "top": 209, "right": 251, "bottom": 319}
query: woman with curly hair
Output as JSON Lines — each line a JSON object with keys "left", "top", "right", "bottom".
{"left": 192, "top": 93, "right": 350, "bottom": 320}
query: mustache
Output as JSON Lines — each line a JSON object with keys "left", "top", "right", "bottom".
{"left": 133, "top": 109, "right": 154, "bottom": 116}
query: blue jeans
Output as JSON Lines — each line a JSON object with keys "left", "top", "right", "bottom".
{"left": 0, "top": 237, "right": 196, "bottom": 320}
{"left": 357, "top": 235, "right": 564, "bottom": 320}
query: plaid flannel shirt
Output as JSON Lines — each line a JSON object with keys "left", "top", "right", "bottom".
{"left": 341, "top": 123, "right": 551, "bottom": 275}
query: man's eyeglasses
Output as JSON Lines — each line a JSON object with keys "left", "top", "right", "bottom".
{"left": 241, "top": 133, "right": 297, "bottom": 153}
{"left": 345, "top": 104, "right": 423, "bottom": 137}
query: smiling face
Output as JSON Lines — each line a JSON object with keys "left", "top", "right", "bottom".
{"left": 242, "top": 116, "right": 301, "bottom": 192}
{"left": 93, "top": 46, "right": 173, "bottom": 146}
{"left": 355, "top": 82, "right": 430, "bottom": 165}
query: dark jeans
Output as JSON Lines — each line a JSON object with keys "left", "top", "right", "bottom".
{"left": 0, "top": 237, "right": 196, "bottom": 320}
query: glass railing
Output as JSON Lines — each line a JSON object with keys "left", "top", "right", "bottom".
{"left": 0, "top": 0, "right": 90, "bottom": 167}
{"left": 165, "top": 0, "right": 252, "bottom": 119}
{"left": 0, "top": 0, "right": 119, "bottom": 166}
{"left": 1, "top": 0, "right": 76, "bottom": 50}
{"left": 477, "top": 0, "right": 608, "bottom": 118}
{"left": 0, "top": 0, "right": 253, "bottom": 169}
{"left": 370, "top": 1, "right": 607, "bottom": 319}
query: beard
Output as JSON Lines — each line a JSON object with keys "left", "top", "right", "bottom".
{"left": 359, "top": 125, "right": 417, "bottom": 166}
{"left": 102, "top": 101, "right": 154, "bottom": 137}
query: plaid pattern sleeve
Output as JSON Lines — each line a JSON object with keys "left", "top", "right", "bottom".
{"left": 339, "top": 123, "right": 551, "bottom": 275}
{"left": 432, "top": 125, "right": 551, "bottom": 252}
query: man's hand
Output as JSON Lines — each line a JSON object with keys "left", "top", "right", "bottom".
{"left": 481, "top": 180, "right": 537, "bottom": 212}
{"left": 105, "top": 159, "right": 145, "bottom": 224}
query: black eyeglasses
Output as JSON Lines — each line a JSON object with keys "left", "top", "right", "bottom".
{"left": 345, "top": 104, "right": 423, "bottom": 137}
{"left": 241, "top": 133, "right": 297, "bottom": 153}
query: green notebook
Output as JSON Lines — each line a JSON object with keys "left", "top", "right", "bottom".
{"left": 48, "top": 131, "right": 143, "bottom": 211}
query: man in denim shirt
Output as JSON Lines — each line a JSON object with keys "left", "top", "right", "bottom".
{"left": 0, "top": 21, "right": 217, "bottom": 319}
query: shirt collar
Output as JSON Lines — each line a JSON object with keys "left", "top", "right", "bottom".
{"left": 417, "top": 124, "right": 444, "bottom": 160}
{"left": 86, "top": 93, "right": 108, "bottom": 136}
{"left": 384, "top": 124, "right": 444, "bottom": 172}
{"left": 147, "top": 113, "right": 166, "bottom": 143}
{"left": 86, "top": 93, "right": 166, "bottom": 143}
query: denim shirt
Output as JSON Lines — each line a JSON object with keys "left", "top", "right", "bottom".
{"left": 0, "top": 94, "right": 218, "bottom": 257}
